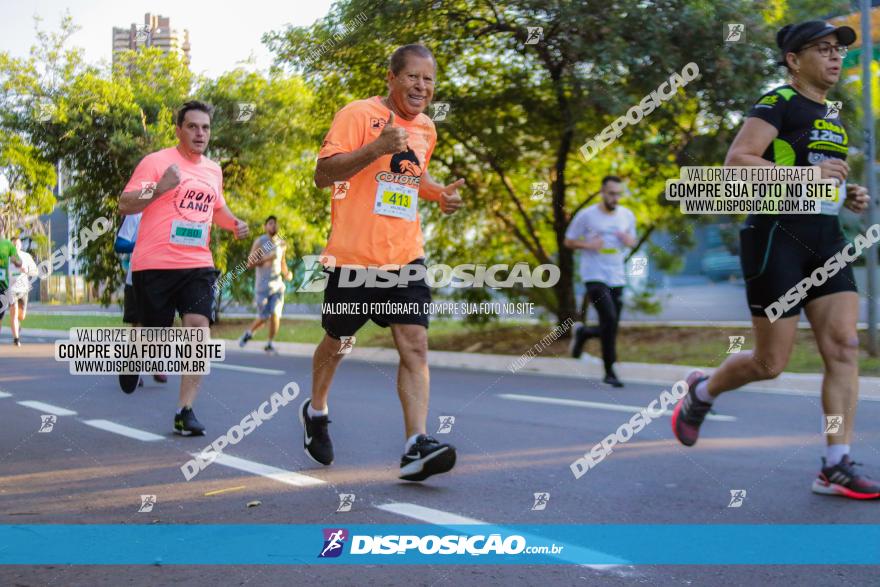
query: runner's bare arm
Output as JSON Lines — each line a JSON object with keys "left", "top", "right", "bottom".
{"left": 246, "top": 239, "right": 264, "bottom": 270}
{"left": 419, "top": 170, "right": 464, "bottom": 214}
{"left": 314, "top": 111, "right": 408, "bottom": 188}
{"left": 213, "top": 206, "right": 250, "bottom": 240}
{"left": 725, "top": 118, "right": 778, "bottom": 168}
{"left": 280, "top": 247, "right": 292, "bottom": 280}
{"left": 119, "top": 164, "right": 181, "bottom": 214}
{"left": 727, "top": 117, "right": 848, "bottom": 182}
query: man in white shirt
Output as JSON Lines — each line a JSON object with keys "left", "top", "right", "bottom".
{"left": 8, "top": 237, "right": 38, "bottom": 347}
{"left": 564, "top": 176, "right": 637, "bottom": 387}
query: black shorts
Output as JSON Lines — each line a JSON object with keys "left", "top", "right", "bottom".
{"left": 321, "top": 259, "right": 432, "bottom": 339}
{"left": 123, "top": 284, "right": 140, "bottom": 325}
{"left": 132, "top": 267, "right": 219, "bottom": 327}
{"left": 740, "top": 215, "right": 857, "bottom": 318}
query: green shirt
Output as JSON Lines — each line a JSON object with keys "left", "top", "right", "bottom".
{"left": 0, "top": 239, "right": 17, "bottom": 287}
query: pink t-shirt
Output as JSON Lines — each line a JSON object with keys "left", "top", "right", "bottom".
{"left": 125, "top": 147, "right": 227, "bottom": 271}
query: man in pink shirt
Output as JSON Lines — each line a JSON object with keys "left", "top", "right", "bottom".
{"left": 119, "top": 100, "right": 249, "bottom": 436}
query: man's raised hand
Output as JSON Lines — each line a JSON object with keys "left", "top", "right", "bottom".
{"left": 440, "top": 178, "right": 465, "bottom": 215}
{"left": 375, "top": 111, "right": 409, "bottom": 155}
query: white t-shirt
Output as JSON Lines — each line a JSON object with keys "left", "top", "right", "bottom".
{"left": 9, "top": 250, "right": 37, "bottom": 295}
{"left": 565, "top": 204, "right": 636, "bottom": 287}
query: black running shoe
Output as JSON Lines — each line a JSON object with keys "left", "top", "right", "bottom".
{"left": 174, "top": 407, "right": 206, "bottom": 436}
{"left": 119, "top": 374, "right": 140, "bottom": 394}
{"left": 264, "top": 342, "right": 277, "bottom": 354}
{"left": 12, "top": 337, "right": 21, "bottom": 347}
{"left": 399, "top": 435, "right": 456, "bottom": 482}
{"left": 671, "top": 369, "right": 711, "bottom": 447}
{"left": 569, "top": 324, "right": 588, "bottom": 359}
{"left": 603, "top": 370, "right": 624, "bottom": 388}
{"left": 812, "top": 455, "right": 880, "bottom": 500}
{"left": 238, "top": 331, "right": 252, "bottom": 348}
{"left": 299, "top": 399, "right": 333, "bottom": 465}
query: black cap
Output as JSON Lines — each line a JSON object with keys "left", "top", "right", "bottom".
{"left": 777, "top": 20, "right": 857, "bottom": 64}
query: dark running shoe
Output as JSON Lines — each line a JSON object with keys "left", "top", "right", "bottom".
{"left": 299, "top": 399, "right": 334, "bottom": 466}
{"left": 119, "top": 374, "right": 140, "bottom": 394}
{"left": 153, "top": 373, "right": 168, "bottom": 384}
{"left": 671, "top": 369, "right": 711, "bottom": 447}
{"left": 174, "top": 407, "right": 206, "bottom": 436}
{"left": 603, "top": 370, "right": 624, "bottom": 388}
{"left": 812, "top": 456, "right": 880, "bottom": 500}
{"left": 399, "top": 435, "right": 456, "bottom": 482}
{"left": 569, "top": 323, "right": 588, "bottom": 359}
{"left": 238, "top": 331, "right": 252, "bottom": 348}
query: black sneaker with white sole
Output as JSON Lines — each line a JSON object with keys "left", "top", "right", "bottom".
{"left": 399, "top": 435, "right": 456, "bottom": 482}
{"left": 174, "top": 406, "right": 206, "bottom": 436}
{"left": 299, "top": 399, "right": 334, "bottom": 465}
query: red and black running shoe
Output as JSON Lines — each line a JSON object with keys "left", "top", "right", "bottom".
{"left": 812, "top": 456, "right": 880, "bottom": 500}
{"left": 671, "top": 369, "right": 712, "bottom": 447}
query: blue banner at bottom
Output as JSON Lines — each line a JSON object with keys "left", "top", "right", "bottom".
{"left": 1, "top": 525, "right": 878, "bottom": 565}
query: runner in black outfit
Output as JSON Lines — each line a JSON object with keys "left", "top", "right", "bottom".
{"left": 672, "top": 20, "right": 880, "bottom": 499}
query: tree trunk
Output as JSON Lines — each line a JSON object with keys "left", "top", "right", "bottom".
{"left": 552, "top": 124, "right": 577, "bottom": 327}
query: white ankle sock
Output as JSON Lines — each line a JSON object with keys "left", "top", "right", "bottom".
{"left": 826, "top": 444, "right": 850, "bottom": 467}
{"left": 308, "top": 404, "right": 328, "bottom": 418}
{"left": 405, "top": 433, "right": 421, "bottom": 452}
{"left": 694, "top": 380, "right": 714, "bottom": 404}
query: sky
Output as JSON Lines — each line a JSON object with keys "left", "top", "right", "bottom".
{"left": 0, "top": 0, "right": 335, "bottom": 77}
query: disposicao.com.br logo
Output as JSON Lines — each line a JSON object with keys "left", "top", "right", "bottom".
{"left": 318, "top": 528, "right": 563, "bottom": 557}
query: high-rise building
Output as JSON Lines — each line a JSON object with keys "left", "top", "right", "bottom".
{"left": 112, "top": 13, "right": 191, "bottom": 66}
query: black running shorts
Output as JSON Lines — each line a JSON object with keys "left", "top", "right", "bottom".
{"left": 321, "top": 259, "right": 431, "bottom": 339}
{"left": 123, "top": 284, "right": 140, "bottom": 325}
{"left": 740, "top": 215, "right": 857, "bottom": 319}
{"left": 131, "top": 267, "right": 219, "bottom": 327}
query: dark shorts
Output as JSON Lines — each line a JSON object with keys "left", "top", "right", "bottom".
{"left": 321, "top": 259, "right": 432, "bottom": 339}
{"left": 0, "top": 282, "right": 6, "bottom": 320}
{"left": 132, "top": 267, "right": 219, "bottom": 327}
{"left": 123, "top": 284, "right": 140, "bottom": 325}
{"left": 740, "top": 215, "right": 857, "bottom": 319}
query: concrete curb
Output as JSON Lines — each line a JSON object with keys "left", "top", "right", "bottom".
{"left": 15, "top": 327, "right": 880, "bottom": 400}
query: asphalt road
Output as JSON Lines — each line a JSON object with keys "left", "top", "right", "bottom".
{"left": 2, "top": 332, "right": 880, "bottom": 586}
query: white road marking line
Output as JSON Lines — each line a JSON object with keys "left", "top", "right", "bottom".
{"left": 199, "top": 452, "right": 325, "bottom": 487}
{"left": 497, "top": 393, "right": 737, "bottom": 422}
{"left": 16, "top": 400, "right": 77, "bottom": 416}
{"left": 0, "top": 391, "right": 12, "bottom": 398}
{"left": 376, "top": 502, "right": 629, "bottom": 569}
{"left": 211, "top": 363, "right": 285, "bottom": 376}
{"left": 377, "top": 502, "right": 482, "bottom": 525}
{"left": 82, "top": 419, "right": 165, "bottom": 441}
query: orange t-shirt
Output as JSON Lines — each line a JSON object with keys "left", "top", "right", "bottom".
{"left": 318, "top": 96, "right": 436, "bottom": 267}
{"left": 125, "top": 147, "right": 227, "bottom": 271}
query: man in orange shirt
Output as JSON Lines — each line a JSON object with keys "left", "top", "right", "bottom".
{"left": 300, "top": 44, "right": 464, "bottom": 481}
{"left": 119, "top": 101, "right": 249, "bottom": 436}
